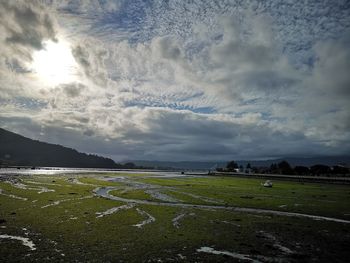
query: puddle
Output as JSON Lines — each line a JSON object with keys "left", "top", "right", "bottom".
{"left": 171, "top": 190, "right": 223, "bottom": 204}
{"left": 41, "top": 195, "right": 93, "bottom": 208}
{"left": 197, "top": 247, "right": 261, "bottom": 262}
{"left": 133, "top": 208, "right": 155, "bottom": 228}
{"left": 145, "top": 189, "right": 179, "bottom": 202}
{"left": 172, "top": 212, "right": 195, "bottom": 228}
{"left": 6, "top": 181, "right": 54, "bottom": 194}
{"left": 0, "top": 188, "right": 27, "bottom": 201}
{"left": 96, "top": 203, "right": 135, "bottom": 218}
{"left": 0, "top": 234, "right": 36, "bottom": 251}
{"left": 68, "top": 178, "right": 99, "bottom": 186}
{"left": 257, "top": 231, "right": 294, "bottom": 255}
{"left": 219, "top": 220, "right": 241, "bottom": 227}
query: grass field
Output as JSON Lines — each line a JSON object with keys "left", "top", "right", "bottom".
{"left": 0, "top": 171, "right": 349, "bottom": 262}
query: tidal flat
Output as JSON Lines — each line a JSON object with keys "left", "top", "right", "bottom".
{"left": 0, "top": 170, "right": 349, "bottom": 262}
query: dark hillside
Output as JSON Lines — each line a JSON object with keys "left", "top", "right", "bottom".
{"left": 0, "top": 128, "right": 119, "bottom": 168}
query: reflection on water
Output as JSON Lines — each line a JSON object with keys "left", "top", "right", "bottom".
{"left": 0, "top": 167, "right": 195, "bottom": 177}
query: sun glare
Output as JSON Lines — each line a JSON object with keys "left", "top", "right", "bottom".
{"left": 31, "top": 40, "right": 78, "bottom": 86}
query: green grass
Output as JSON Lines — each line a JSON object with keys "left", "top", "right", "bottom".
{"left": 109, "top": 188, "right": 158, "bottom": 201}
{"left": 138, "top": 176, "right": 350, "bottom": 218}
{"left": 0, "top": 172, "right": 349, "bottom": 262}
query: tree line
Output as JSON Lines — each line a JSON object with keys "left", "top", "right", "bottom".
{"left": 217, "top": 160, "right": 349, "bottom": 176}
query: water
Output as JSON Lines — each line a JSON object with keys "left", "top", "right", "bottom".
{"left": 0, "top": 167, "right": 191, "bottom": 177}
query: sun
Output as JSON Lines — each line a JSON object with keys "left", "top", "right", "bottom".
{"left": 31, "top": 40, "right": 78, "bottom": 86}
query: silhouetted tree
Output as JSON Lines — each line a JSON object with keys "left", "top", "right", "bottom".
{"left": 278, "top": 161, "right": 294, "bottom": 175}
{"left": 270, "top": 163, "right": 278, "bottom": 174}
{"left": 246, "top": 163, "right": 251, "bottom": 169}
{"left": 123, "top": 162, "right": 136, "bottom": 169}
{"left": 294, "top": 166, "right": 310, "bottom": 175}
{"left": 226, "top": 160, "right": 238, "bottom": 171}
{"left": 310, "top": 164, "right": 331, "bottom": 176}
{"left": 332, "top": 165, "right": 349, "bottom": 175}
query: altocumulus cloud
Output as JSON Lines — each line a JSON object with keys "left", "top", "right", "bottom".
{"left": 0, "top": 0, "right": 349, "bottom": 161}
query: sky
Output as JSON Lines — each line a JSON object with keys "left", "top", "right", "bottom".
{"left": 0, "top": 0, "right": 349, "bottom": 162}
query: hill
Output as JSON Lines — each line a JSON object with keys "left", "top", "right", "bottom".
{"left": 0, "top": 128, "right": 119, "bottom": 168}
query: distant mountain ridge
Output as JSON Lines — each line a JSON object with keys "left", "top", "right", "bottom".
{"left": 0, "top": 128, "right": 119, "bottom": 168}
{"left": 131, "top": 156, "right": 350, "bottom": 170}
{"left": 2, "top": 127, "right": 348, "bottom": 169}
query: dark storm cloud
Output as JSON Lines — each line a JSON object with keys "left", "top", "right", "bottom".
{"left": 3, "top": 109, "right": 344, "bottom": 162}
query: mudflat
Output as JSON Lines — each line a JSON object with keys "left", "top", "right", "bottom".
{"left": 1, "top": 170, "right": 349, "bottom": 262}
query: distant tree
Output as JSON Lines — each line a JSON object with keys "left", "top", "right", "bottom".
{"left": 226, "top": 160, "right": 238, "bottom": 171}
{"left": 270, "top": 163, "right": 278, "bottom": 174}
{"left": 332, "top": 165, "right": 349, "bottom": 175}
{"left": 278, "top": 161, "right": 294, "bottom": 175}
{"left": 252, "top": 167, "right": 258, "bottom": 173}
{"left": 246, "top": 163, "right": 251, "bottom": 169}
{"left": 294, "top": 166, "right": 310, "bottom": 175}
{"left": 123, "top": 162, "right": 136, "bottom": 169}
{"left": 310, "top": 164, "right": 331, "bottom": 176}
{"left": 256, "top": 166, "right": 269, "bottom": 174}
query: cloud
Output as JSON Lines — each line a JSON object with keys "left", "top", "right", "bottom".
{"left": 311, "top": 32, "right": 350, "bottom": 98}
{"left": 1, "top": 1, "right": 349, "bottom": 161}
{"left": 0, "top": 1, "right": 57, "bottom": 56}
{"left": 204, "top": 15, "right": 300, "bottom": 104}
{"left": 155, "top": 36, "right": 183, "bottom": 61}
{"left": 2, "top": 106, "right": 345, "bottom": 161}
{"left": 72, "top": 39, "right": 109, "bottom": 86}
{"left": 284, "top": 32, "right": 350, "bottom": 146}
{"left": 0, "top": 1, "right": 59, "bottom": 100}
{"left": 1, "top": 1, "right": 56, "bottom": 50}
{"left": 59, "top": 82, "right": 87, "bottom": 98}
